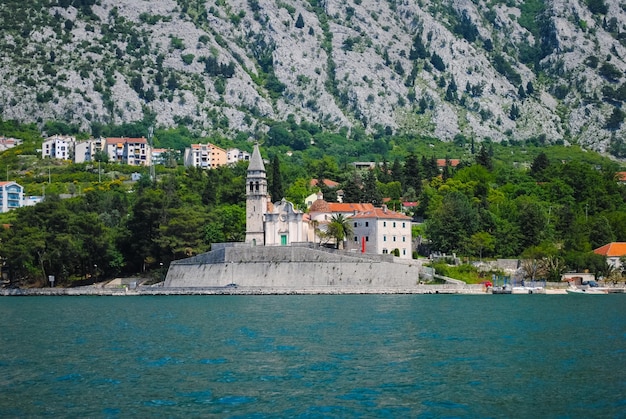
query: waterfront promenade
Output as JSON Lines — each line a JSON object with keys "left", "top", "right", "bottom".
{"left": 0, "top": 283, "right": 576, "bottom": 296}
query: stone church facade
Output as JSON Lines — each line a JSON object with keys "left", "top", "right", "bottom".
{"left": 245, "top": 143, "right": 312, "bottom": 246}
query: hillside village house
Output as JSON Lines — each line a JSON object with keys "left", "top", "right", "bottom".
{"left": 42, "top": 135, "right": 75, "bottom": 160}
{"left": 184, "top": 143, "right": 226, "bottom": 169}
{"left": 0, "top": 181, "right": 23, "bottom": 213}
{"left": 0, "top": 137, "right": 22, "bottom": 152}
{"left": 184, "top": 143, "right": 253, "bottom": 169}
{"left": 594, "top": 242, "right": 626, "bottom": 271}
{"left": 74, "top": 137, "right": 106, "bottom": 163}
{"left": 105, "top": 137, "right": 151, "bottom": 166}
{"left": 226, "top": 148, "right": 250, "bottom": 165}
{"left": 44, "top": 136, "right": 152, "bottom": 166}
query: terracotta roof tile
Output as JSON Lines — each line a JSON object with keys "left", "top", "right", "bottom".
{"left": 310, "top": 179, "right": 340, "bottom": 188}
{"left": 327, "top": 203, "right": 375, "bottom": 212}
{"left": 593, "top": 242, "right": 626, "bottom": 257}
{"left": 351, "top": 207, "right": 412, "bottom": 220}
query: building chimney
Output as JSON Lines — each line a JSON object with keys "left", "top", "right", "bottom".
{"left": 382, "top": 204, "right": 387, "bottom": 213}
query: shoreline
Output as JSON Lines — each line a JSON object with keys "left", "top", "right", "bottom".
{"left": 0, "top": 284, "right": 581, "bottom": 296}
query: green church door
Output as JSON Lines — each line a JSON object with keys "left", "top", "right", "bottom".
{"left": 281, "top": 235, "right": 287, "bottom": 246}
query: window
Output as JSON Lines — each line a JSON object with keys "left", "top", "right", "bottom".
{"left": 354, "top": 236, "right": 358, "bottom": 242}
{"left": 403, "top": 249, "right": 406, "bottom": 255}
{"left": 383, "top": 236, "right": 387, "bottom": 242}
{"left": 354, "top": 222, "right": 357, "bottom": 227}
{"left": 393, "top": 236, "right": 396, "bottom": 242}
{"left": 382, "top": 249, "right": 388, "bottom": 254}
{"left": 402, "top": 222, "right": 406, "bottom": 228}
{"left": 366, "top": 236, "right": 369, "bottom": 242}
{"left": 365, "top": 222, "right": 369, "bottom": 227}
{"left": 402, "top": 236, "right": 406, "bottom": 242}
{"left": 393, "top": 222, "right": 396, "bottom": 228}
{"left": 383, "top": 221, "right": 386, "bottom": 227}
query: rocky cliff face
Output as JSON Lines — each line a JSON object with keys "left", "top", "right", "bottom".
{"left": 0, "top": 0, "right": 625, "bottom": 152}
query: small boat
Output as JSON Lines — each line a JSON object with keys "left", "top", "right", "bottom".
{"left": 491, "top": 284, "right": 512, "bottom": 294}
{"left": 566, "top": 287, "right": 607, "bottom": 294}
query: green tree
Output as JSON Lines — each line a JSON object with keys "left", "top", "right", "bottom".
{"left": 475, "top": 145, "right": 493, "bottom": 170}
{"left": 362, "top": 170, "right": 382, "bottom": 205}
{"left": 295, "top": 12, "right": 304, "bottom": 28}
{"left": 426, "top": 191, "right": 478, "bottom": 254}
{"left": 325, "top": 213, "right": 353, "bottom": 249}
{"left": 467, "top": 231, "right": 495, "bottom": 260}
{"left": 269, "top": 154, "right": 284, "bottom": 201}
{"left": 530, "top": 151, "right": 550, "bottom": 178}
{"left": 404, "top": 153, "right": 422, "bottom": 196}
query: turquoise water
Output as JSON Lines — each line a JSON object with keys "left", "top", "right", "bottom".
{"left": 0, "top": 295, "right": 624, "bottom": 418}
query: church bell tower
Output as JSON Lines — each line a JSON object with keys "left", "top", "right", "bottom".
{"left": 245, "top": 143, "right": 267, "bottom": 245}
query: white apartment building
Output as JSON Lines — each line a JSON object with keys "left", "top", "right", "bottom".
{"left": 0, "top": 181, "right": 24, "bottom": 213}
{"left": 41, "top": 135, "right": 75, "bottom": 160}
{"left": 74, "top": 137, "right": 106, "bottom": 163}
{"left": 226, "top": 148, "right": 251, "bottom": 165}
{"left": 105, "top": 137, "right": 151, "bottom": 166}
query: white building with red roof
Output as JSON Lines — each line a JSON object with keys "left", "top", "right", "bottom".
{"left": 347, "top": 205, "right": 413, "bottom": 259}
{"left": 594, "top": 242, "right": 626, "bottom": 270}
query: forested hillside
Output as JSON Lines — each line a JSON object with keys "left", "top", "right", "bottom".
{"left": 1, "top": 0, "right": 626, "bottom": 156}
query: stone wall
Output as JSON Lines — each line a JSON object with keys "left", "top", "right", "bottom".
{"left": 164, "top": 246, "right": 421, "bottom": 288}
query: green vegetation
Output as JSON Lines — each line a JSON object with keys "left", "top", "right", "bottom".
{"left": 429, "top": 262, "right": 497, "bottom": 284}
{"left": 0, "top": 116, "right": 624, "bottom": 287}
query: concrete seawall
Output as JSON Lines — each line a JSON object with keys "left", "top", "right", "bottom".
{"left": 0, "top": 284, "right": 488, "bottom": 296}
{"left": 165, "top": 245, "right": 422, "bottom": 288}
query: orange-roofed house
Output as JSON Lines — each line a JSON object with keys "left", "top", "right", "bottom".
{"left": 309, "top": 179, "right": 340, "bottom": 188}
{"left": 593, "top": 242, "right": 626, "bottom": 270}
{"left": 616, "top": 172, "right": 626, "bottom": 184}
{"left": 348, "top": 205, "right": 413, "bottom": 259}
{"left": 436, "top": 159, "right": 460, "bottom": 169}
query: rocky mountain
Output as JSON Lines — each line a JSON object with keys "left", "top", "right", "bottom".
{"left": 1, "top": 0, "right": 625, "bottom": 154}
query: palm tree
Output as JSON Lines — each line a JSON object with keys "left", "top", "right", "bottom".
{"left": 327, "top": 214, "right": 353, "bottom": 249}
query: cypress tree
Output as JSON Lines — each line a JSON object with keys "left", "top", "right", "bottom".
{"left": 269, "top": 155, "right": 284, "bottom": 201}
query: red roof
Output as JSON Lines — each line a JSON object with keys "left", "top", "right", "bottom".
{"left": 327, "top": 203, "right": 374, "bottom": 213}
{"left": 351, "top": 207, "right": 412, "bottom": 220}
{"left": 594, "top": 242, "right": 626, "bottom": 257}
{"left": 310, "top": 179, "right": 339, "bottom": 188}
{"left": 106, "top": 137, "right": 147, "bottom": 145}
{"left": 436, "top": 159, "right": 460, "bottom": 167}
{"left": 616, "top": 172, "right": 626, "bottom": 182}
{"left": 402, "top": 201, "right": 418, "bottom": 207}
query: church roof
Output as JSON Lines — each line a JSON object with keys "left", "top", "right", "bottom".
{"left": 248, "top": 143, "right": 265, "bottom": 172}
{"left": 309, "top": 198, "right": 331, "bottom": 213}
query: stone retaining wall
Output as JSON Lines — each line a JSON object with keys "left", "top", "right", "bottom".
{"left": 165, "top": 246, "right": 420, "bottom": 288}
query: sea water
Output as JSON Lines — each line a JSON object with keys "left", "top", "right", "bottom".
{"left": 0, "top": 295, "right": 624, "bottom": 418}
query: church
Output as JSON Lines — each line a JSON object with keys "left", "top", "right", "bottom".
{"left": 245, "top": 143, "right": 313, "bottom": 247}
{"left": 163, "top": 144, "right": 420, "bottom": 289}
{"left": 243, "top": 143, "right": 412, "bottom": 259}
